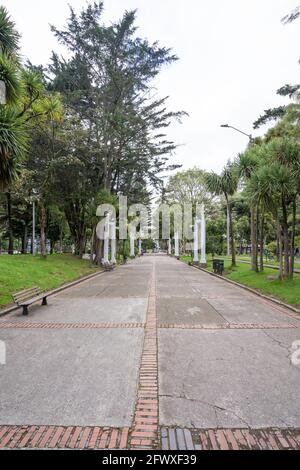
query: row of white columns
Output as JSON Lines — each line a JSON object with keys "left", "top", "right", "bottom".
{"left": 103, "top": 215, "right": 143, "bottom": 263}
{"left": 103, "top": 205, "right": 206, "bottom": 264}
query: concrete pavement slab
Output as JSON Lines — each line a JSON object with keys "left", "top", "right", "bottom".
{"left": 0, "top": 297, "right": 148, "bottom": 324}
{"left": 159, "top": 328, "right": 300, "bottom": 428}
{"left": 207, "top": 297, "right": 299, "bottom": 326}
{"left": 157, "top": 298, "right": 227, "bottom": 325}
{"left": 0, "top": 328, "right": 143, "bottom": 426}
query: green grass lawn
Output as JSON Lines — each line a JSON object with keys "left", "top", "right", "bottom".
{"left": 0, "top": 254, "right": 99, "bottom": 308}
{"left": 179, "top": 255, "right": 300, "bottom": 308}
{"left": 223, "top": 255, "right": 300, "bottom": 267}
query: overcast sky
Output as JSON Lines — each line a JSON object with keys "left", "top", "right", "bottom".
{"left": 2, "top": 0, "right": 299, "bottom": 174}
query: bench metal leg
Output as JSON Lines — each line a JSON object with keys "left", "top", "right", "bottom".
{"left": 23, "top": 305, "right": 28, "bottom": 316}
{"left": 42, "top": 297, "right": 47, "bottom": 306}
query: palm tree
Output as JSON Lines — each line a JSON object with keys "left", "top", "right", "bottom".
{"left": 205, "top": 163, "right": 238, "bottom": 266}
{"left": 264, "top": 138, "right": 300, "bottom": 279}
{"left": 248, "top": 138, "right": 300, "bottom": 280}
{"left": 237, "top": 147, "right": 260, "bottom": 272}
{"left": 0, "top": 6, "right": 26, "bottom": 189}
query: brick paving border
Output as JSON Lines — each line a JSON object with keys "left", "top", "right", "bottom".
{"left": 0, "top": 322, "right": 144, "bottom": 329}
{"left": 161, "top": 427, "right": 300, "bottom": 450}
{"left": 158, "top": 323, "right": 299, "bottom": 329}
{"left": 0, "top": 425, "right": 129, "bottom": 449}
{"left": 129, "top": 262, "right": 159, "bottom": 450}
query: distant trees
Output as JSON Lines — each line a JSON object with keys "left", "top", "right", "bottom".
{"left": 243, "top": 138, "right": 300, "bottom": 280}
{"left": 0, "top": 2, "right": 185, "bottom": 259}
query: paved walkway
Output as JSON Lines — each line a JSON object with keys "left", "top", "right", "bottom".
{"left": 0, "top": 255, "right": 300, "bottom": 449}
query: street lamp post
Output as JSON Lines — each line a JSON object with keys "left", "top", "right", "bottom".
{"left": 220, "top": 124, "right": 252, "bottom": 142}
{"left": 221, "top": 123, "right": 252, "bottom": 257}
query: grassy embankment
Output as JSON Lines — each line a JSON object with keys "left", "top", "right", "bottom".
{"left": 0, "top": 254, "right": 99, "bottom": 308}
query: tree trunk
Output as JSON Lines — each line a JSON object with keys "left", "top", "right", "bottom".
{"left": 39, "top": 201, "right": 47, "bottom": 258}
{"left": 278, "top": 225, "right": 284, "bottom": 280}
{"left": 64, "top": 201, "right": 86, "bottom": 257}
{"left": 281, "top": 198, "right": 289, "bottom": 279}
{"left": 90, "top": 226, "right": 96, "bottom": 265}
{"left": 93, "top": 237, "right": 104, "bottom": 265}
{"left": 227, "top": 199, "right": 236, "bottom": 267}
{"left": 6, "top": 191, "right": 14, "bottom": 255}
{"left": 250, "top": 205, "right": 258, "bottom": 272}
{"left": 289, "top": 198, "right": 296, "bottom": 280}
{"left": 22, "top": 225, "right": 28, "bottom": 254}
{"left": 259, "top": 209, "right": 264, "bottom": 272}
{"left": 60, "top": 224, "right": 63, "bottom": 254}
{"left": 276, "top": 219, "right": 280, "bottom": 262}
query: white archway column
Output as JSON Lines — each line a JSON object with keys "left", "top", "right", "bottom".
{"left": 110, "top": 219, "right": 116, "bottom": 264}
{"left": 130, "top": 234, "right": 135, "bottom": 257}
{"left": 103, "top": 213, "right": 109, "bottom": 263}
{"left": 138, "top": 238, "right": 142, "bottom": 255}
{"left": 193, "top": 217, "right": 199, "bottom": 264}
{"left": 200, "top": 204, "right": 207, "bottom": 267}
{"left": 168, "top": 238, "right": 172, "bottom": 255}
{"left": 174, "top": 231, "right": 179, "bottom": 258}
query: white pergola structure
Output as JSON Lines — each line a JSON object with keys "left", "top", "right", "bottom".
{"left": 193, "top": 204, "right": 206, "bottom": 267}
{"left": 168, "top": 238, "right": 172, "bottom": 255}
{"left": 193, "top": 217, "right": 200, "bottom": 263}
{"left": 174, "top": 231, "right": 179, "bottom": 258}
{"left": 200, "top": 203, "right": 207, "bottom": 267}
{"left": 110, "top": 218, "right": 117, "bottom": 264}
{"left": 130, "top": 233, "right": 135, "bottom": 257}
{"left": 103, "top": 213, "right": 110, "bottom": 263}
{"left": 138, "top": 238, "right": 142, "bottom": 255}
{"left": 103, "top": 213, "right": 117, "bottom": 264}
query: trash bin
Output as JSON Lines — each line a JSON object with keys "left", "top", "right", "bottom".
{"left": 213, "top": 259, "right": 224, "bottom": 275}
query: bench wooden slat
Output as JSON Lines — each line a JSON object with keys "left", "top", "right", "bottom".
{"left": 13, "top": 288, "right": 40, "bottom": 298}
{"left": 13, "top": 289, "right": 41, "bottom": 303}
{"left": 12, "top": 287, "right": 41, "bottom": 303}
{"left": 21, "top": 293, "right": 47, "bottom": 306}
{"left": 12, "top": 285, "right": 48, "bottom": 315}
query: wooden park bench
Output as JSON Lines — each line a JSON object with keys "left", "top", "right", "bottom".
{"left": 12, "top": 286, "right": 48, "bottom": 316}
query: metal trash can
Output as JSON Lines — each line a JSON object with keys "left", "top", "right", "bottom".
{"left": 213, "top": 259, "right": 224, "bottom": 275}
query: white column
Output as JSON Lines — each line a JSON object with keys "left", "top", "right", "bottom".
{"left": 130, "top": 234, "right": 135, "bottom": 257}
{"left": 174, "top": 231, "right": 179, "bottom": 257}
{"left": 193, "top": 218, "right": 199, "bottom": 263}
{"left": 138, "top": 238, "right": 142, "bottom": 255}
{"left": 168, "top": 238, "right": 172, "bottom": 255}
{"left": 110, "top": 219, "right": 116, "bottom": 264}
{"left": 200, "top": 204, "right": 207, "bottom": 266}
{"left": 103, "top": 213, "right": 109, "bottom": 263}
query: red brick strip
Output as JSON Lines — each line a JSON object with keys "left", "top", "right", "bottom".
{"left": 130, "top": 263, "right": 159, "bottom": 450}
{"left": 0, "top": 322, "right": 144, "bottom": 329}
{"left": 0, "top": 425, "right": 127, "bottom": 449}
{"left": 158, "top": 323, "right": 298, "bottom": 329}
{"left": 161, "top": 427, "right": 300, "bottom": 450}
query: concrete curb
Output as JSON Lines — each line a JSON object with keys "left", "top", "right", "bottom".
{"left": 181, "top": 259, "right": 300, "bottom": 316}
{"left": 0, "top": 268, "right": 105, "bottom": 318}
